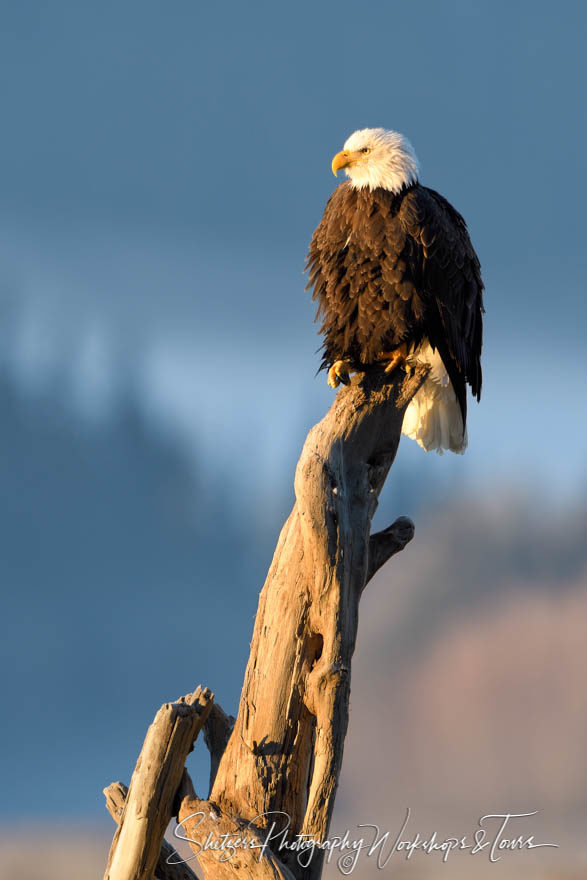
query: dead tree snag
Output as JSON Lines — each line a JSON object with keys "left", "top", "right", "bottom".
{"left": 104, "top": 366, "right": 426, "bottom": 880}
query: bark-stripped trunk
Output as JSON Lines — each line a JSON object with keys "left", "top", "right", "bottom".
{"left": 104, "top": 366, "right": 426, "bottom": 880}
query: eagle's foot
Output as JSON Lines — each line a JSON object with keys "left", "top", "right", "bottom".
{"left": 327, "top": 360, "right": 352, "bottom": 388}
{"left": 378, "top": 344, "right": 410, "bottom": 375}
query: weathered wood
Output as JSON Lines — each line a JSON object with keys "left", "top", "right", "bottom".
{"left": 365, "top": 515, "right": 415, "bottom": 585}
{"left": 176, "top": 771, "right": 296, "bottom": 880}
{"left": 103, "top": 367, "right": 423, "bottom": 880}
{"left": 104, "top": 782, "right": 199, "bottom": 880}
{"left": 104, "top": 686, "right": 213, "bottom": 880}
{"left": 104, "top": 782, "right": 129, "bottom": 824}
{"left": 176, "top": 367, "right": 425, "bottom": 880}
{"left": 203, "top": 703, "right": 236, "bottom": 792}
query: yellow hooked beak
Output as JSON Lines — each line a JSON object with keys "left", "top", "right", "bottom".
{"left": 331, "top": 149, "right": 354, "bottom": 177}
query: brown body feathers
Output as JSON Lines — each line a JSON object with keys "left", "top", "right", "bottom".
{"left": 306, "top": 181, "right": 484, "bottom": 423}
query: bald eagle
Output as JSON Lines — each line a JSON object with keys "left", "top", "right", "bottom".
{"left": 306, "top": 128, "right": 484, "bottom": 454}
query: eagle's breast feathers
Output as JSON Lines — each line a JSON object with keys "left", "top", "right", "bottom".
{"left": 306, "top": 178, "right": 484, "bottom": 454}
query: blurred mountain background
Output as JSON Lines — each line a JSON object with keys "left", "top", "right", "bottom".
{"left": 0, "top": 1, "right": 586, "bottom": 878}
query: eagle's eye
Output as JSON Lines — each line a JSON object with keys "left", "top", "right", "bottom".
{"left": 360, "top": 147, "right": 370, "bottom": 154}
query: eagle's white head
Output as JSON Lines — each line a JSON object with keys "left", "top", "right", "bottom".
{"left": 331, "top": 127, "right": 419, "bottom": 194}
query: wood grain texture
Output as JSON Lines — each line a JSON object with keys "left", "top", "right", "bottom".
{"left": 103, "top": 686, "right": 213, "bottom": 880}
{"left": 104, "top": 782, "right": 199, "bottom": 880}
{"left": 103, "top": 367, "right": 423, "bottom": 880}
{"left": 190, "top": 366, "right": 426, "bottom": 880}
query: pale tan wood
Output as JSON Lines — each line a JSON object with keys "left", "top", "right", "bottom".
{"left": 104, "top": 782, "right": 199, "bottom": 880}
{"left": 104, "top": 781, "right": 129, "bottom": 824}
{"left": 176, "top": 771, "right": 295, "bottom": 880}
{"left": 103, "top": 367, "right": 424, "bottom": 880}
{"left": 185, "top": 367, "right": 426, "bottom": 880}
{"left": 103, "top": 686, "right": 213, "bottom": 880}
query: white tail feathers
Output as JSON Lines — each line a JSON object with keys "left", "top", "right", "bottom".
{"left": 401, "top": 342, "right": 467, "bottom": 454}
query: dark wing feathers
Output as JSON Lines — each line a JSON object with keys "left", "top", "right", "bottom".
{"left": 419, "top": 187, "right": 484, "bottom": 403}
{"left": 305, "top": 181, "right": 484, "bottom": 420}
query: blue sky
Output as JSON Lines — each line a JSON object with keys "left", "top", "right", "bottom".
{"left": 0, "top": 0, "right": 586, "bottom": 820}
{"left": 2, "top": 0, "right": 586, "bottom": 496}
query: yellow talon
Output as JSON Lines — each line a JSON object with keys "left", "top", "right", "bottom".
{"left": 378, "top": 343, "right": 410, "bottom": 374}
{"left": 327, "top": 360, "right": 351, "bottom": 388}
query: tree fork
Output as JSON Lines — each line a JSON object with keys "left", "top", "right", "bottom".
{"left": 104, "top": 366, "right": 426, "bottom": 880}
{"left": 182, "top": 365, "right": 427, "bottom": 880}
